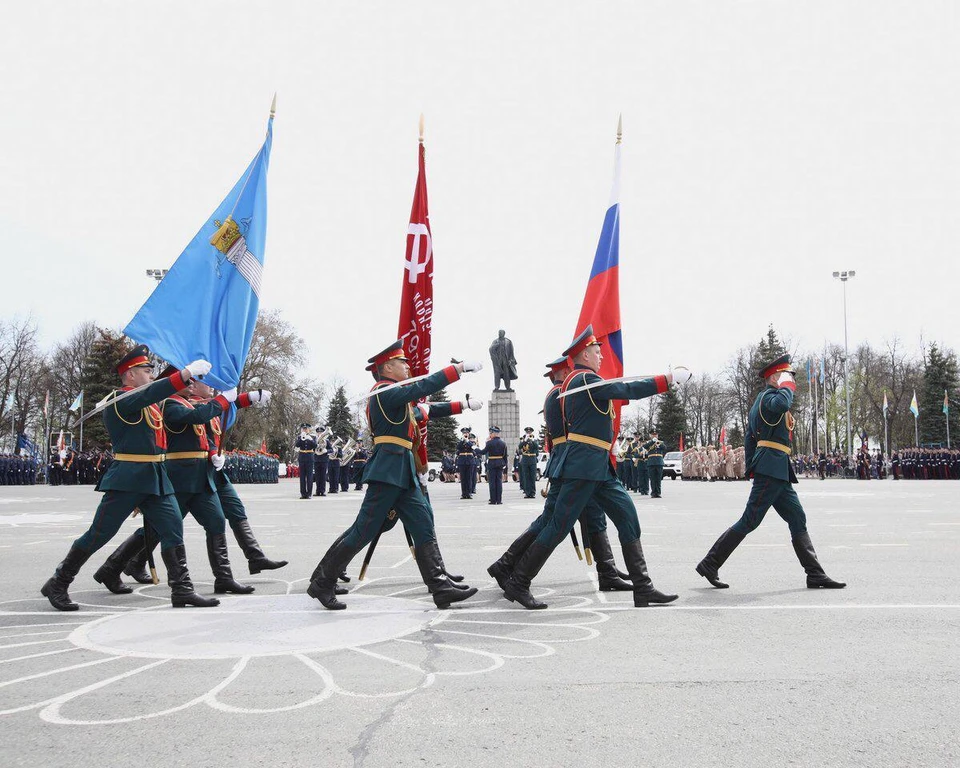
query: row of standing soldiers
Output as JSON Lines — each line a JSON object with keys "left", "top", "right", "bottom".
{"left": 0, "top": 453, "right": 40, "bottom": 485}
{"left": 47, "top": 449, "right": 113, "bottom": 486}
{"left": 681, "top": 446, "right": 747, "bottom": 481}
{"left": 294, "top": 426, "right": 369, "bottom": 498}
{"left": 222, "top": 450, "right": 280, "bottom": 484}
{"left": 616, "top": 431, "right": 668, "bottom": 496}
{"left": 892, "top": 448, "right": 960, "bottom": 479}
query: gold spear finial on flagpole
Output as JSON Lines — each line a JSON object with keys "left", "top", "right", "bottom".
{"left": 270, "top": 93, "right": 277, "bottom": 118}
{"left": 616, "top": 113, "right": 622, "bottom": 145}
{"left": 419, "top": 113, "right": 425, "bottom": 144}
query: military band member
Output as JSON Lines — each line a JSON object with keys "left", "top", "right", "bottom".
{"left": 41, "top": 347, "right": 218, "bottom": 611}
{"left": 327, "top": 439, "right": 341, "bottom": 494}
{"left": 306, "top": 341, "right": 482, "bottom": 610}
{"left": 636, "top": 434, "right": 650, "bottom": 495}
{"left": 501, "top": 327, "right": 688, "bottom": 610}
{"left": 352, "top": 445, "right": 368, "bottom": 490}
{"left": 314, "top": 428, "right": 329, "bottom": 496}
{"left": 456, "top": 428, "right": 476, "bottom": 499}
{"left": 696, "top": 354, "right": 846, "bottom": 590}
{"left": 481, "top": 427, "right": 508, "bottom": 504}
{"left": 518, "top": 427, "right": 540, "bottom": 498}
{"left": 641, "top": 428, "right": 666, "bottom": 498}
{"left": 295, "top": 424, "right": 317, "bottom": 498}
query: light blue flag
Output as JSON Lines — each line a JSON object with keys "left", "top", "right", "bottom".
{"left": 124, "top": 112, "right": 273, "bottom": 391}
{"left": 68, "top": 391, "right": 83, "bottom": 412}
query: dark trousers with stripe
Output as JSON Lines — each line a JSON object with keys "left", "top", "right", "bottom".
{"left": 514, "top": 479, "right": 608, "bottom": 542}
{"left": 458, "top": 460, "right": 473, "bottom": 497}
{"left": 648, "top": 465, "right": 663, "bottom": 496}
{"left": 531, "top": 477, "right": 636, "bottom": 555}
{"left": 731, "top": 474, "right": 807, "bottom": 537}
{"left": 74, "top": 491, "right": 184, "bottom": 553}
{"left": 488, "top": 464, "right": 504, "bottom": 503}
{"left": 176, "top": 490, "right": 226, "bottom": 534}
{"left": 298, "top": 456, "right": 314, "bottom": 497}
{"left": 337, "top": 480, "right": 434, "bottom": 553}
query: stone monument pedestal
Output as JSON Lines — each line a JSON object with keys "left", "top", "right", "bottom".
{"left": 489, "top": 390, "right": 520, "bottom": 480}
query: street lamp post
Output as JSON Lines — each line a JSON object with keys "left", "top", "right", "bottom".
{"left": 832, "top": 270, "right": 856, "bottom": 467}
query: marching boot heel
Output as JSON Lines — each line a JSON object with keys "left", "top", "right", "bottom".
{"left": 208, "top": 533, "right": 255, "bottom": 595}
{"left": 41, "top": 545, "right": 91, "bottom": 611}
{"left": 487, "top": 527, "right": 538, "bottom": 590}
{"left": 590, "top": 530, "right": 633, "bottom": 592}
{"left": 229, "top": 519, "right": 288, "bottom": 575}
{"left": 622, "top": 538, "right": 678, "bottom": 607}
{"left": 93, "top": 531, "right": 150, "bottom": 594}
{"left": 502, "top": 542, "right": 551, "bottom": 610}
{"left": 123, "top": 550, "right": 153, "bottom": 584}
{"left": 792, "top": 532, "right": 846, "bottom": 589}
{"left": 415, "top": 540, "right": 477, "bottom": 609}
{"left": 696, "top": 527, "right": 746, "bottom": 589}
{"left": 162, "top": 545, "right": 219, "bottom": 608}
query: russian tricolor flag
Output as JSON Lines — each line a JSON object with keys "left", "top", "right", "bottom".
{"left": 574, "top": 140, "right": 624, "bottom": 428}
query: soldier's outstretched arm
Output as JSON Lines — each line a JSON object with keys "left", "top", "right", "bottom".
{"left": 163, "top": 393, "right": 232, "bottom": 425}
{"left": 115, "top": 372, "right": 189, "bottom": 416}
{"left": 588, "top": 373, "right": 670, "bottom": 402}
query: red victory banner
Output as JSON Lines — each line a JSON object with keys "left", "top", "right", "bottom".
{"left": 397, "top": 117, "right": 434, "bottom": 468}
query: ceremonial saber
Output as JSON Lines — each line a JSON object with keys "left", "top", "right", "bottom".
{"left": 142, "top": 517, "right": 159, "bottom": 585}
{"left": 570, "top": 528, "right": 583, "bottom": 561}
{"left": 347, "top": 372, "right": 437, "bottom": 405}
{"left": 78, "top": 380, "right": 158, "bottom": 424}
{"left": 358, "top": 528, "right": 382, "bottom": 581}
{"left": 557, "top": 374, "right": 661, "bottom": 399}
{"left": 580, "top": 519, "right": 593, "bottom": 566}
{"left": 403, "top": 525, "right": 416, "bottom": 559}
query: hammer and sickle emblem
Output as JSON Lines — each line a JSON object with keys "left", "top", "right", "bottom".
{"left": 405, "top": 223, "right": 432, "bottom": 284}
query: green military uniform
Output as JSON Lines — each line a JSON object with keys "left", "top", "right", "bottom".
{"left": 501, "top": 326, "right": 679, "bottom": 610}
{"left": 518, "top": 429, "right": 540, "bottom": 498}
{"left": 307, "top": 341, "right": 478, "bottom": 611}
{"left": 696, "top": 354, "right": 846, "bottom": 590}
{"left": 42, "top": 347, "right": 218, "bottom": 611}
{"left": 642, "top": 432, "right": 666, "bottom": 497}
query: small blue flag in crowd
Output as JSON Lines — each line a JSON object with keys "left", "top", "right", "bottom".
{"left": 910, "top": 390, "right": 919, "bottom": 417}
{"left": 68, "top": 391, "right": 83, "bottom": 413}
{"left": 124, "top": 102, "right": 275, "bottom": 391}
{"left": 16, "top": 433, "right": 39, "bottom": 459}
{"left": 944, "top": 390, "right": 950, "bottom": 415}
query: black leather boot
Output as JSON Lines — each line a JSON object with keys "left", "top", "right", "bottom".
{"left": 622, "top": 538, "right": 678, "bottom": 606}
{"left": 208, "top": 533, "right": 255, "bottom": 594}
{"left": 307, "top": 537, "right": 358, "bottom": 609}
{"left": 502, "top": 542, "right": 552, "bottom": 609}
{"left": 338, "top": 570, "right": 351, "bottom": 583}
{"left": 161, "top": 545, "right": 220, "bottom": 608}
{"left": 123, "top": 547, "right": 153, "bottom": 584}
{"left": 93, "top": 532, "right": 145, "bottom": 594}
{"left": 696, "top": 527, "right": 746, "bottom": 589}
{"left": 590, "top": 530, "right": 632, "bottom": 591}
{"left": 487, "top": 527, "right": 538, "bottom": 589}
{"left": 792, "top": 532, "right": 846, "bottom": 589}
{"left": 41, "top": 544, "right": 91, "bottom": 611}
{"left": 229, "top": 519, "right": 288, "bottom": 574}
{"left": 415, "top": 540, "right": 477, "bottom": 609}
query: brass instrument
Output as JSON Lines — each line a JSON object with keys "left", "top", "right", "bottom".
{"left": 340, "top": 438, "right": 358, "bottom": 465}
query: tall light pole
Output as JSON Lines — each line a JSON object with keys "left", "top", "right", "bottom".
{"left": 832, "top": 270, "right": 856, "bottom": 465}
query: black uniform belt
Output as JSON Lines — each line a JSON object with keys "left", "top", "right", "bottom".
{"left": 757, "top": 440, "right": 791, "bottom": 455}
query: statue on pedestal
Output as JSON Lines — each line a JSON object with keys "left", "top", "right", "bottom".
{"left": 489, "top": 330, "right": 518, "bottom": 391}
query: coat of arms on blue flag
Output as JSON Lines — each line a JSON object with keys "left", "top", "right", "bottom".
{"left": 124, "top": 105, "right": 274, "bottom": 391}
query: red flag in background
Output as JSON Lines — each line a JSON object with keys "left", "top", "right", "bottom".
{"left": 259, "top": 438, "right": 267, "bottom": 453}
{"left": 679, "top": 433, "right": 685, "bottom": 452}
{"left": 719, "top": 426, "right": 727, "bottom": 455}
{"left": 397, "top": 128, "right": 434, "bottom": 469}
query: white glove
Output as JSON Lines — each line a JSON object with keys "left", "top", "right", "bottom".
{"left": 460, "top": 397, "right": 483, "bottom": 411}
{"left": 671, "top": 366, "right": 692, "bottom": 385}
{"left": 461, "top": 360, "right": 483, "bottom": 373}
{"left": 251, "top": 389, "right": 272, "bottom": 405}
{"left": 220, "top": 387, "right": 238, "bottom": 403}
{"left": 417, "top": 471, "right": 429, "bottom": 486}
{"left": 184, "top": 359, "right": 212, "bottom": 379}
{"left": 211, "top": 453, "right": 226, "bottom": 472}
{"left": 776, "top": 371, "right": 795, "bottom": 387}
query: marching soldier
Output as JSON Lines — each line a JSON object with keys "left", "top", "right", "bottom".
{"left": 518, "top": 427, "right": 540, "bottom": 498}
{"left": 41, "top": 347, "right": 218, "bottom": 611}
{"left": 642, "top": 428, "right": 666, "bottom": 498}
{"left": 456, "top": 428, "right": 475, "bottom": 499}
{"left": 696, "top": 354, "right": 846, "bottom": 591}
{"left": 295, "top": 424, "right": 317, "bottom": 498}
{"left": 480, "top": 426, "right": 508, "bottom": 504}
{"left": 306, "top": 340, "right": 481, "bottom": 610}
{"left": 499, "top": 328, "right": 689, "bottom": 609}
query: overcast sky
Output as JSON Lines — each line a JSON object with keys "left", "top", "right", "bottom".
{"left": 2, "top": 2, "right": 958, "bottom": 425}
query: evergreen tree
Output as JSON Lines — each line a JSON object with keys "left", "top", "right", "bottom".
{"left": 325, "top": 385, "right": 355, "bottom": 440}
{"left": 918, "top": 343, "right": 959, "bottom": 446}
{"left": 656, "top": 384, "right": 687, "bottom": 451}
{"left": 728, "top": 423, "right": 744, "bottom": 449}
{"left": 426, "top": 388, "right": 459, "bottom": 460}
{"left": 79, "top": 329, "right": 131, "bottom": 449}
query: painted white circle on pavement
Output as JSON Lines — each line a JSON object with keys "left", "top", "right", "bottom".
{"left": 69, "top": 593, "right": 447, "bottom": 659}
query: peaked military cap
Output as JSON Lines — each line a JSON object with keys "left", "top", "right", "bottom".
{"left": 299, "top": 422, "right": 311, "bottom": 429}
{"left": 490, "top": 426, "right": 501, "bottom": 433}
{"left": 117, "top": 345, "right": 152, "bottom": 376}
{"left": 649, "top": 426, "right": 659, "bottom": 435}
{"left": 563, "top": 325, "right": 601, "bottom": 359}
{"left": 524, "top": 427, "right": 535, "bottom": 433}
{"left": 366, "top": 340, "right": 409, "bottom": 372}
{"left": 461, "top": 427, "right": 471, "bottom": 434}
{"left": 544, "top": 355, "right": 571, "bottom": 378}
{"left": 759, "top": 353, "right": 795, "bottom": 380}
